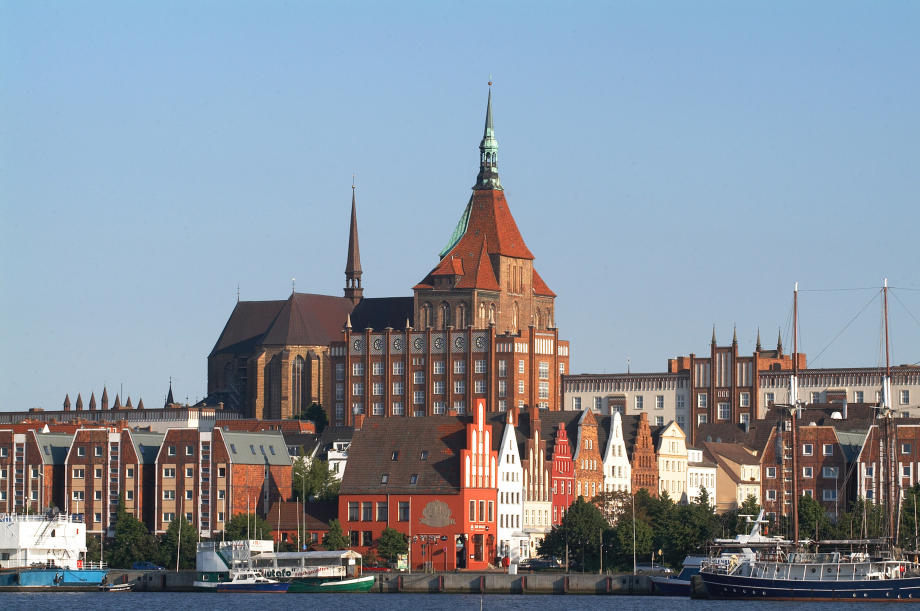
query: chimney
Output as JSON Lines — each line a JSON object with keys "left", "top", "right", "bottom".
{"left": 743, "top": 420, "right": 750, "bottom": 434}
{"left": 842, "top": 397, "right": 848, "bottom": 420}
{"left": 354, "top": 414, "right": 365, "bottom": 431}
{"left": 529, "top": 405, "right": 540, "bottom": 424}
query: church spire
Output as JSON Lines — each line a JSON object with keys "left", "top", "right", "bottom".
{"left": 344, "top": 182, "right": 364, "bottom": 305}
{"left": 732, "top": 325, "right": 738, "bottom": 345}
{"left": 756, "top": 327, "right": 762, "bottom": 351}
{"left": 165, "top": 380, "right": 174, "bottom": 407}
{"left": 474, "top": 88, "right": 502, "bottom": 190}
{"left": 711, "top": 325, "right": 717, "bottom": 345}
{"left": 777, "top": 327, "right": 783, "bottom": 352}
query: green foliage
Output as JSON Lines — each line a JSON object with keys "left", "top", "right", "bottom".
{"left": 322, "top": 519, "right": 350, "bottom": 551}
{"left": 376, "top": 526, "right": 407, "bottom": 561}
{"left": 292, "top": 454, "right": 340, "bottom": 502}
{"left": 224, "top": 512, "right": 275, "bottom": 541}
{"left": 537, "top": 496, "right": 609, "bottom": 571}
{"left": 797, "top": 493, "right": 830, "bottom": 541}
{"left": 85, "top": 533, "right": 102, "bottom": 563}
{"left": 297, "top": 403, "right": 328, "bottom": 434}
{"left": 108, "top": 497, "right": 157, "bottom": 569}
{"left": 158, "top": 516, "right": 198, "bottom": 570}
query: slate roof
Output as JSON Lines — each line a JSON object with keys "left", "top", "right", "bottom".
{"left": 283, "top": 432, "right": 321, "bottom": 456}
{"left": 32, "top": 432, "right": 73, "bottom": 465}
{"left": 130, "top": 431, "right": 165, "bottom": 465}
{"left": 350, "top": 297, "right": 415, "bottom": 331}
{"left": 221, "top": 431, "right": 292, "bottom": 466}
{"left": 341, "top": 416, "right": 467, "bottom": 495}
{"left": 210, "top": 293, "right": 354, "bottom": 356}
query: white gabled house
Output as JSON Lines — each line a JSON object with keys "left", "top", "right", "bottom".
{"left": 602, "top": 411, "right": 632, "bottom": 495}
{"left": 495, "top": 411, "right": 526, "bottom": 563}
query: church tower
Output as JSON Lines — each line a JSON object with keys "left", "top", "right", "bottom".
{"left": 413, "top": 89, "right": 557, "bottom": 335}
{"left": 344, "top": 185, "right": 364, "bottom": 305}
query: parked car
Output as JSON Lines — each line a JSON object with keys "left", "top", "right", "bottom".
{"left": 519, "top": 557, "right": 562, "bottom": 571}
{"left": 132, "top": 561, "right": 165, "bottom": 571}
{"left": 634, "top": 563, "right": 673, "bottom": 574}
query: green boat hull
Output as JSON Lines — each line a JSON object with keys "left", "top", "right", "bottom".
{"left": 287, "top": 575, "right": 375, "bottom": 593}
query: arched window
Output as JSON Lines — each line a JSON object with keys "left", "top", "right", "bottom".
{"left": 489, "top": 303, "right": 496, "bottom": 324}
{"left": 292, "top": 356, "right": 305, "bottom": 415}
{"left": 479, "top": 302, "right": 486, "bottom": 326}
{"left": 535, "top": 309, "right": 542, "bottom": 330}
{"left": 457, "top": 302, "right": 467, "bottom": 328}
{"left": 421, "top": 302, "right": 432, "bottom": 328}
{"left": 512, "top": 302, "right": 519, "bottom": 333}
{"left": 440, "top": 302, "right": 451, "bottom": 330}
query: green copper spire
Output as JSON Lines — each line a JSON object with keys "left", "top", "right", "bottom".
{"left": 474, "top": 89, "right": 502, "bottom": 190}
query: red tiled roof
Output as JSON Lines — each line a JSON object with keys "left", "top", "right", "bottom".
{"left": 531, "top": 268, "right": 555, "bottom": 297}
{"left": 456, "top": 237, "right": 501, "bottom": 291}
{"left": 417, "top": 189, "right": 535, "bottom": 288}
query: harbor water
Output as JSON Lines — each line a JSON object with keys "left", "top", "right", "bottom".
{"left": 0, "top": 592, "right": 905, "bottom": 610}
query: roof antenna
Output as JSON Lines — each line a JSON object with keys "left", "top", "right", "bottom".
{"left": 237, "top": 284, "right": 240, "bottom": 302}
{"left": 627, "top": 354, "right": 631, "bottom": 374}
{"left": 292, "top": 278, "right": 295, "bottom": 294}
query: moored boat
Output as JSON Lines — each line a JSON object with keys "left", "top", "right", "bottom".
{"left": 0, "top": 510, "right": 108, "bottom": 589}
{"left": 287, "top": 574, "right": 376, "bottom": 593}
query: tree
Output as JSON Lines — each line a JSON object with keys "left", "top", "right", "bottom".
{"left": 158, "top": 516, "right": 198, "bottom": 570}
{"left": 377, "top": 527, "right": 407, "bottom": 561}
{"left": 108, "top": 497, "right": 157, "bottom": 568}
{"left": 298, "top": 403, "right": 328, "bottom": 434}
{"left": 85, "top": 533, "right": 102, "bottom": 563}
{"left": 537, "top": 496, "right": 609, "bottom": 571}
{"left": 224, "top": 512, "right": 275, "bottom": 542}
{"left": 797, "top": 493, "right": 830, "bottom": 541}
{"left": 322, "top": 519, "right": 350, "bottom": 550}
{"left": 292, "top": 455, "right": 340, "bottom": 502}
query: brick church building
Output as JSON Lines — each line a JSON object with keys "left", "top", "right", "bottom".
{"left": 208, "top": 92, "right": 570, "bottom": 426}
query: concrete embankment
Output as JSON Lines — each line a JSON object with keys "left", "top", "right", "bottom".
{"left": 103, "top": 570, "right": 654, "bottom": 595}
{"left": 376, "top": 573, "right": 653, "bottom": 595}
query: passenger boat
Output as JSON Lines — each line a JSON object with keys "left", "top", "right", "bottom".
{"left": 0, "top": 510, "right": 108, "bottom": 589}
{"left": 649, "top": 556, "right": 706, "bottom": 596}
{"left": 195, "top": 568, "right": 289, "bottom": 593}
{"left": 699, "top": 282, "right": 920, "bottom": 601}
{"left": 196, "top": 540, "right": 374, "bottom": 593}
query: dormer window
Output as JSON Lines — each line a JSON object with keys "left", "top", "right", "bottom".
{"left": 381, "top": 474, "right": 389, "bottom": 484}
{"left": 410, "top": 474, "right": 419, "bottom": 485}
{"left": 420, "top": 451, "right": 429, "bottom": 461}
{"left": 391, "top": 451, "right": 399, "bottom": 461}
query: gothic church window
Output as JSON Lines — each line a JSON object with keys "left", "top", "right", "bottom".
{"left": 292, "top": 356, "right": 305, "bottom": 414}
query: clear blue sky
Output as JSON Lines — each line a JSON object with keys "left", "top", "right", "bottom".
{"left": 1, "top": 1, "right": 918, "bottom": 411}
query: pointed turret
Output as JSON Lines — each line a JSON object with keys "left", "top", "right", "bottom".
{"left": 75, "top": 393, "right": 84, "bottom": 411}
{"left": 344, "top": 185, "right": 364, "bottom": 305}
{"left": 137, "top": 397, "right": 145, "bottom": 410}
{"left": 732, "top": 325, "right": 738, "bottom": 345}
{"left": 165, "top": 381, "right": 175, "bottom": 407}
{"left": 711, "top": 326, "right": 717, "bottom": 345}
{"left": 101, "top": 387, "right": 109, "bottom": 410}
{"left": 63, "top": 394, "right": 71, "bottom": 410}
{"left": 777, "top": 327, "right": 783, "bottom": 352}
{"left": 113, "top": 394, "right": 121, "bottom": 409}
{"left": 756, "top": 328, "right": 762, "bottom": 352}
{"left": 344, "top": 312, "right": 353, "bottom": 331}
{"left": 474, "top": 89, "right": 502, "bottom": 190}
{"left": 125, "top": 396, "right": 133, "bottom": 409}
{"left": 89, "top": 392, "right": 97, "bottom": 410}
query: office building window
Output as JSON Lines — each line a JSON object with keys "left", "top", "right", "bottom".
{"left": 698, "top": 394, "right": 707, "bottom": 408}
{"left": 901, "top": 390, "right": 910, "bottom": 405}
{"left": 765, "top": 392, "right": 775, "bottom": 405}
{"left": 498, "top": 360, "right": 507, "bottom": 377}
{"left": 393, "top": 362, "right": 405, "bottom": 375}
{"left": 414, "top": 371, "right": 425, "bottom": 384}
{"left": 393, "top": 382, "right": 404, "bottom": 396}
{"left": 635, "top": 396, "right": 644, "bottom": 410}
{"left": 518, "top": 381, "right": 525, "bottom": 394}
{"left": 539, "top": 382, "right": 549, "bottom": 400}
{"left": 803, "top": 444, "right": 813, "bottom": 456}
{"left": 823, "top": 444, "right": 833, "bottom": 456}
{"left": 353, "top": 363, "right": 364, "bottom": 376}
{"left": 475, "top": 360, "right": 487, "bottom": 374}
{"left": 392, "top": 402, "right": 405, "bottom": 416}
{"left": 433, "top": 361, "right": 445, "bottom": 375}
{"left": 454, "top": 361, "right": 466, "bottom": 374}
{"left": 475, "top": 380, "right": 486, "bottom": 394}
{"left": 372, "top": 362, "right": 384, "bottom": 376}
{"left": 854, "top": 391, "right": 864, "bottom": 403}
{"left": 538, "top": 362, "right": 549, "bottom": 379}
{"left": 377, "top": 502, "right": 388, "bottom": 521}
{"left": 803, "top": 467, "right": 813, "bottom": 478}
{"left": 434, "top": 381, "right": 445, "bottom": 395}
{"left": 718, "top": 403, "right": 730, "bottom": 420}
{"left": 676, "top": 395, "right": 685, "bottom": 409}
{"left": 518, "top": 360, "right": 525, "bottom": 374}
{"left": 656, "top": 416, "right": 664, "bottom": 426}
{"left": 822, "top": 489, "right": 837, "bottom": 501}
{"left": 433, "top": 401, "right": 446, "bottom": 414}
{"left": 740, "top": 392, "right": 750, "bottom": 407}
{"left": 352, "top": 382, "right": 364, "bottom": 396}
{"left": 454, "top": 381, "right": 466, "bottom": 394}
{"left": 335, "top": 364, "right": 344, "bottom": 380}
{"left": 454, "top": 401, "right": 466, "bottom": 414}
{"left": 573, "top": 397, "right": 581, "bottom": 410}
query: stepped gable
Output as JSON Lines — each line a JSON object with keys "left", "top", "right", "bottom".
{"left": 341, "top": 416, "right": 467, "bottom": 495}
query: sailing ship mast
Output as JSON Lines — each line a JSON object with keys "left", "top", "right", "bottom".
{"left": 791, "top": 283, "right": 800, "bottom": 546}
{"left": 881, "top": 279, "right": 896, "bottom": 547}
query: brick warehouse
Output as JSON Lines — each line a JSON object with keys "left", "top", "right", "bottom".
{"left": 207, "top": 91, "right": 569, "bottom": 426}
